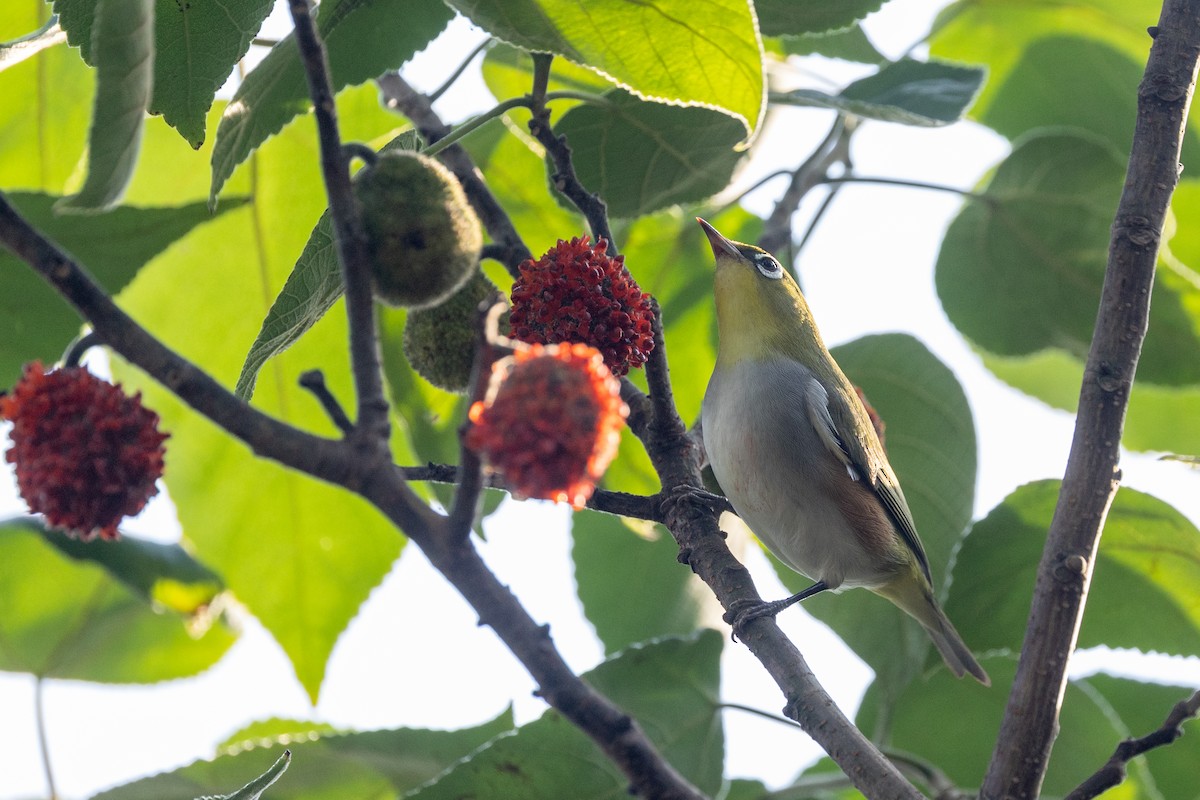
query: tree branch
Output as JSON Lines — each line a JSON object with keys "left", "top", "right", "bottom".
{"left": 525, "top": 53, "right": 614, "bottom": 249}
{"left": 287, "top": 0, "right": 390, "bottom": 446}
{"left": 361, "top": 472, "right": 707, "bottom": 800}
{"left": 1064, "top": 689, "right": 1200, "bottom": 800}
{"left": 982, "top": 5, "right": 1200, "bottom": 797}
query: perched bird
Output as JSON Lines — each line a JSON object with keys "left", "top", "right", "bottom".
{"left": 697, "top": 218, "right": 989, "bottom": 685}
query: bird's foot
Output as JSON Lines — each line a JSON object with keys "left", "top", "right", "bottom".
{"left": 722, "top": 597, "right": 793, "bottom": 641}
{"left": 661, "top": 484, "right": 736, "bottom": 519}
{"left": 722, "top": 581, "right": 830, "bottom": 641}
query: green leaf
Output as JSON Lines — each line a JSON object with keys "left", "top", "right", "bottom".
{"left": 215, "top": 750, "right": 291, "bottom": 800}
{"left": 947, "top": 481, "right": 1200, "bottom": 659}
{"left": 930, "top": 0, "right": 1166, "bottom": 122}
{"left": 777, "top": 26, "right": 886, "bottom": 64}
{"left": 857, "top": 658, "right": 1160, "bottom": 797}
{"left": 232, "top": 130, "right": 421, "bottom": 401}
{"left": 408, "top": 632, "right": 724, "bottom": 799}
{"left": 54, "top": 0, "right": 276, "bottom": 147}
{"left": 481, "top": 42, "right": 611, "bottom": 109}
{"left": 756, "top": 0, "right": 887, "bottom": 36}
{"left": 778, "top": 57, "right": 985, "bottom": 126}
{"left": 217, "top": 718, "right": 338, "bottom": 750}
{"left": 91, "top": 711, "right": 514, "bottom": 800}
{"left": 0, "top": 192, "right": 246, "bottom": 387}
{"left": 208, "top": 0, "right": 453, "bottom": 205}
{"left": 446, "top": 0, "right": 763, "bottom": 142}
{"left": 983, "top": 348, "right": 1200, "bottom": 456}
{"left": 110, "top": 96, "right": 409, "bottom": 702}
{"left": 982, "top": 35, "right": 1200, "bottom": 166}
{"left": 0, "top": 15, "right": 67, "bottom": 72}
{"left": 937, "top": 131, "right": 1200, "bottom": 388}
{"left": 775, "top": 334, "right": 978, "bottom": 694}
{"left": 0, "top": 14, "right": 94, "bottom": 192}
{"left": 34, "top": 519, "right": 224, "bottom": 614}
{"left": 571, "top": 512, "right": 703, "bottom": 654}
{"left": 1075, "top": 674, "right": 1200, "bottom": 800}
{"left": 553, "top": 90, "right": 746, "bottom": 218}
{"left": 0, "top": 519, "right": 236, "bottom": 682}
{"left": 55, "top": 0, "right": 154, "bottom": 213}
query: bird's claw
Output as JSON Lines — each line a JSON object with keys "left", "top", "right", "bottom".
{"left": 662, "top": 484, "right": 735, "bottom": 519}
{"left": 722, "top": 598, "right": 779, "bottom": 642}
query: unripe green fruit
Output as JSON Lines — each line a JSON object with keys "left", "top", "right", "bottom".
{"left": 404, "top": 272, "right": 507, "bottom": 393}
{"left": 355, "top": 151, "right": 482, "bottom": 309}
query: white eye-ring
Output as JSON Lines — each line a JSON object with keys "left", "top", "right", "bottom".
{"left": 754, "top": 252, "right": 783, "bottom": 279}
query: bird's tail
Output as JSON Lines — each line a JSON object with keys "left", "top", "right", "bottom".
{"left": 876, "top": 572, "right": 990, "bottom": 686}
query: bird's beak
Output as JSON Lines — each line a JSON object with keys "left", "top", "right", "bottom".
{"left": 696, "top": 218, "right": 741, "bottom": 260}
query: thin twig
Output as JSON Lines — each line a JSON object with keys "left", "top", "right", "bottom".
{"left": 525, "top": 53, "right": 614, "bottom": 249}
{"left": 644, "top": 299, "right": 683, "bottom": 443}
{"left": 757, "top": 115, "right": 851, "bottom": 257}
{"left": 34, "top": 677, "right": 57, "bottom": 800}
{"left": 61, "top": 330, "right": 102, "bottom": 368}
{"left": 428, "top": 38, "right": 492, "bottom": 103}
{"left": 298, "top": 370, "right": 354, "bottom": 435}
{"left": 982, "top": 4, "right": 1200, "bottom": 796}
{"left": 1064, "top": 689, "right": 1200, "bottom": 800}
{"left": 447, "top": 303, "right": 506, "bottom": 538}
{"left": 400, "top": 463, "right": 660, "bottom": 520}
{"left": 287, "top": 0, "right": 390, "bottom": 446}
{"left": 376, "top": 71, "right": 532, "bottom": 277}
{"left": 821, "top": 175, "right": 990, "bottom": 202}
{"left": 423, "top": 96, "right": 535, "bottom": 158}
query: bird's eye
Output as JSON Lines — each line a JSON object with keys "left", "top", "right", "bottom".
{"left": 754, "top": 253, "right": 783, "bottom": 280}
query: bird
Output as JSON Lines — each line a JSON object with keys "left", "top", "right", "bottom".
{"left": 696, "top": 217, "right": 989, "bottom": 685}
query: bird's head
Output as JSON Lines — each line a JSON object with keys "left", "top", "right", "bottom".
{"left": 696, "top": 218, "right": 824, "bottom": 364}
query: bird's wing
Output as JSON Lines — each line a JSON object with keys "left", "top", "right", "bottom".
{"left": 805, "top": 375, "right": 934, "bottom": 586}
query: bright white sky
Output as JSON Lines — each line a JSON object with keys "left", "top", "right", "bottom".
{"left": 3, "top": 1, "right": 1199, "bottom": 798}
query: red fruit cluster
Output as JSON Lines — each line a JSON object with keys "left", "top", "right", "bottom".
{"left": 509, "top": 237, "right": 654, "bottom": 376}
{"left": 1, "top": 362, "right": 168, "bottom": 541}
{"left": 465, "top": 343, "right": 627, "bottom": 508}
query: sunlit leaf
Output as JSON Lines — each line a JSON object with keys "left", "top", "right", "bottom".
{"left": 777, "top": 25, "right": 886, "bottom": 64}
{"left": 0, "top": 12, "right": 94, "bottom": 192}
{"left": 232, "top": 129, "right": 420, "bottom": 401}
{"left": 54, "top": 0, "right": 276, "bottom": 147}
{"left": 445, "top": 0, "right": 763, "bottom": 142}
{"left": 55, "top": 0, "right": 154, "bottom": 213}
{"left": 778, "top": 58, "right": 985, "bottom": 126}
{"left": 554, "top": 90, "right": 746, "bottom": 218}
{"left": 0, "top": 519, "right": 236, "bottom": 682}
{"left": 756, "top": 0, "right": 887, "bottom": 36}
{"left": 92, "top": 711, "right": 514, "bottom": 799}
{"left": 208, "top": 0, "right": 453, "bottom": 205}
{"left": 0, "top": 192, "right": 246, "bottom": 386}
